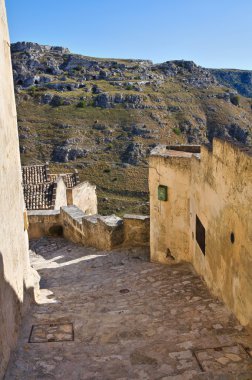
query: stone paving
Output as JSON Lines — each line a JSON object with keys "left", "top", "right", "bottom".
{"left": 6, "top": 238, "right": 252, "bottom": 380}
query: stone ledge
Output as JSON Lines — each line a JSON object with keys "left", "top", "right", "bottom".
{"left": 123, "top": 214, "right": 150, "bottom": 221}
{"left": 98, "top": 215, "right": 123, "bottom": 228}
{"left": 28, "top": 210, "right": 60, "bottom": 216}
{"left": 61, "top": 205, "right": 85, "bottom": 220}
{"left": 83, "top": 215, "right": 99, "bottom": 225}
{"left": 27, "top": 206, "right": 150, "bottom": 249}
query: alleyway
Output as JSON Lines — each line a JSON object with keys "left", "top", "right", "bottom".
{"left": 6, "top": 238, "right": 252, "bottom": 380}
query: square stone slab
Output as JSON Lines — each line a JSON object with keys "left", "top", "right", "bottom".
{"left": 193, "top": 344, "right": 252, "bottom": 373}
{"left": 29, "top": 323, "right": 74, "bottom": 343}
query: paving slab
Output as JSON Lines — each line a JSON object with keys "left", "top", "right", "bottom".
{"left": 5, "top": 237, "right": 252, "bottom": 380}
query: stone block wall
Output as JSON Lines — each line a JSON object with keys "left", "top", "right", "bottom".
{"left": 28, "top": 210, "right": 63, "bottom": 239}
{"left": 61, "top": 206, "right": 86, "bottom": 245}
{"left": 61, "top": 206, "right": 124, "bottom": 250}
{"left": 28, "top": 206, "right": 150, "bottom": 251}
{"left": 123, "top": 214, "right": 150, "bottom": 247}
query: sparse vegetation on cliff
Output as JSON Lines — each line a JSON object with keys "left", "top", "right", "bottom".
{"left": 12, "top": 42, "right": 252, "bottom": 214}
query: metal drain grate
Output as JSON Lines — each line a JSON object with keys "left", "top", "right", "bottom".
{"left": 192, "top": 344, "right": 252, "bottom": 373}
{"left": 29, "top": 323, "right": 74, "bottom": 343}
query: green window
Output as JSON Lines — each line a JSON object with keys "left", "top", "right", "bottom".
{"left": 158, "top": 185, "right": 168, "bottom": 201}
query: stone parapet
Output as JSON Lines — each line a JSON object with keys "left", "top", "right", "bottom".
{"left": 123, "top": 214, "right": 150, "bottom": 247}
{"left": 27, "top": 206, "right": 150, "bottom": 250}
{"left": 28, "top": 210, "right": 63, "bottom": 238}
{"left": 61, "top": 206, "right": 124, "bottom": 250}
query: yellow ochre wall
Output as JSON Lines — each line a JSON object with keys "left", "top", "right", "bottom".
{"left": 149, "top": 139, "right": 252, "bottom": 327}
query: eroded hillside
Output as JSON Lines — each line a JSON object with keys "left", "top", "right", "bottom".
{"left": 12, "top": 42, "right": 252, "bottom": 214}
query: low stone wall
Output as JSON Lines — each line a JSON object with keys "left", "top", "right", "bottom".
{"left": 28, "top": 210, "right": 63, "bottom": 239}
{"left": 27, "top": 206, "right": 150, "bottom": 250}
{"left": 123, "top": 214, "right": 150, "bottom": 247}
{"left": 61, "top": 206, "right": 124, "bottom": 250}
{"left": 61, "top": 206, "right": 84, "bottom": 244}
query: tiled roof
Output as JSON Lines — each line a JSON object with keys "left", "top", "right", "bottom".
{"left": 22, "top": 164, "right": 49, "bottom": 185}
{"left": 23, "top": 183, "right": 56, "bottom": 210}
{"left": 49, "top": 172, "right": 80, "bottom": 188}
{"left": 22, "top": 164, "right": 80, "bottom": 210}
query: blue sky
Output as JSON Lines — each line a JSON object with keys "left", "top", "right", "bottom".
{"left": 5, "top": 0, "right": 252, "bottom": 69}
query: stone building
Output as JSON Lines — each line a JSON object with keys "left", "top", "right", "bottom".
{"left": 22, "top": 163, "right": 97, "bottom": 215}
{"left": 0, "top": 1, "right": 38, "bottom": 377}
{"left": 1, "top": 0, "right": 252, "bottom": 376}
{"left": 149, "top": 139, "right": 252, "bottom": 327}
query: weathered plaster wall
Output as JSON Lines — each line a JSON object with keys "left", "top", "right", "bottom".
{"left": 149, "top": 139, "right": 252, "bottom": 327}
{"left": 66, "top": 188, "right": 73, "bottom": 206}
{"left": 0, "top": 1, "right": 38, "bottom": 377}
{"left": 190, "top": 141, "right": 252, "bottom": 326}
{"left": 69, "top": 182, "right": 97, "bottom": 215}
{"left": 149, "top": 152, "right": 192, "bottom": 264}
{"left": 54, "top": 177, "right": 67, "bottom": 210}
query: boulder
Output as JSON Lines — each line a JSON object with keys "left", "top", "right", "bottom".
{"left": 40, "top": 93, "right": 54, "bottom": 104}
{"left": 50, "top": 95, "right": 63, "bottom": 107}
{"left": 121, "top": 142, "right": 146, "bottom": 165}
{"left": 94, "top": 93, "right": 111, "bottom": 108}
{"left": 52, "top": 146, "right": 87, "bottom": 163}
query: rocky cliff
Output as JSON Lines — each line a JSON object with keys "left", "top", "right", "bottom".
{"left": 12, "top": 42, "right": 252, "bottom": 214}
{"left": 210, "top": 68, "right": 252, "bottom": 98}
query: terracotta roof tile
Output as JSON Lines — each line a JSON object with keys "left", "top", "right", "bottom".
{"left": 23, "top": 183, "right": 56, "bottom": 210}
{"left": 22, "top": 164, "right": 80, "bottom": 210}
{"left": 49, "top": 172, "right": 80, "bottom": 188}
{"left": 22, "top": 164, "right": 49, "bottom": 185}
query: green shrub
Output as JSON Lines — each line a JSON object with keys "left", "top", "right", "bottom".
{"left": 230, "top": 95, "right": 240, "bottom": 106}
{"left": 89, "top": 99, "right": 96, "bottom": 107}
{"left": 76, "top": 100, "right": 86, "bottom": 108}
{"left": 173, "top": 127, "right": 181, "bottom": 135}
{"left": 126, "top": 84, "right": 134, "bottom": 91}
{"left": 28, "top": 86, "right": 37, "bottom": 95}
{"left": 51, "top": 95, "right": 64, "bottom": 107}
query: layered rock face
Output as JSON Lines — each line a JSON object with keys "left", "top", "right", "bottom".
{"left": 211, "top": 69, "right": 252, "bottom": 98}
{"left": 11, "top": 42, "right": 252, "bottom": 215}
{"left": 11, "top": 42, "right": 252, "bottom": 147}
{"left": 12, "top": 42, "right": 219, "bottom": 94}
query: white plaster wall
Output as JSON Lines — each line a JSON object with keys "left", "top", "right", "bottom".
{"left": 54, "top": 177, "right": 67, "bottom": 210}
{"left": 0, "top": 1, "right": 32, "bottom": 376}
{"left": 71, "top": 182, "right": 97, "bottom": 215}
